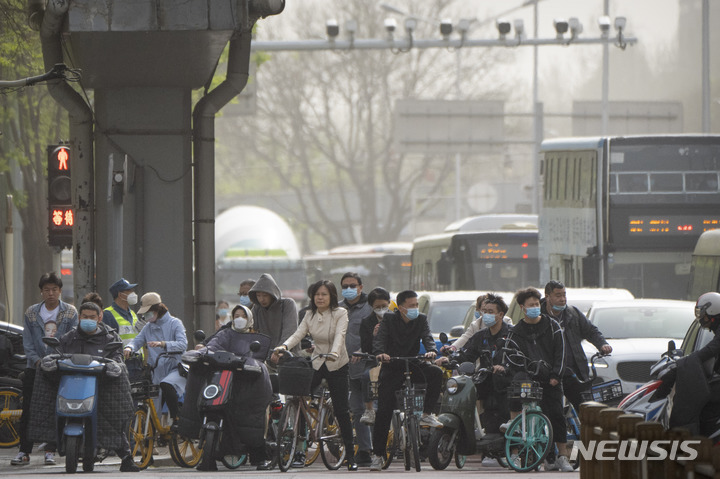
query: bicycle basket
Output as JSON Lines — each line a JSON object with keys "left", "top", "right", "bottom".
{"left": 508, "top": 380, "right": 543, "bottom": 401}
{"left": 395, "top": 388, "right": 425, "bottom": 416}
{"left": 277, "top": 358, "right": 315, "bottom": 396}
{"left": 130, "top": 380, "right": 160, "bottom": 400}
{"left": 580, "top": 379, "right": 623, "bottom": 404}
{"left": 368, "top": 381, "right": 379, "bottom": 400}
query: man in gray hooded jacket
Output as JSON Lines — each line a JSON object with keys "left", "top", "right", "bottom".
{"left": 248, "top": 273, "right": 299, "bottom": 352}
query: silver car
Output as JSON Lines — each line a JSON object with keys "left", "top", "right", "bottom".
{"left": 582, "top": 299, "right": 696, "bottom": 393}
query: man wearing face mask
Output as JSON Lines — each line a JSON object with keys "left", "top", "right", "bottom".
{"left": 29, "top": 302, "right": 138, "bottom": 471}
{"left": 359, "top": 288, "right": 391, "bottom": 427}
{"left": 503, "top": 287, "right": 572, "bottom": 472}
{"left": 237, "top": 279, "right": 256, "bottom": 309}
{"left": 437, "top": 293, "right": 512, "bottom": 432}
{"left": 370, "top": 290, "right": 443, "bottom": 471}
{"left": 103, "top": 278, "right": 141, "bottom": 346}
{"left": 542, "top": 280, "right": 611, "bottom": 416}
{"left": 339, "top": 273, "right": 373, "bottom": 467}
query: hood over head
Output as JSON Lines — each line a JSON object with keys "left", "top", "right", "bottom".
{"left": 248, "top": 273, "right": 282, "bottom": 306}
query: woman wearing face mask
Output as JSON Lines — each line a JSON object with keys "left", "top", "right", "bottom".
{"left": 502, "top": 287, "right": 571, "bottom": 471}
{"left": 185, "top": 304, "right": 274, "bottom": 471}
{"left": 214, "top": 300, "right": 231, "bottom": 331}
{"left": 123, "top": 293, "right": 188, "bottom": 407}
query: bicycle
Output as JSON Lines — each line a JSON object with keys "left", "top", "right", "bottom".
{"left": 275, "top": 352, "right": 347, "bottom": 471}
{"left": 558, "top": 352, "right": 622, "bottom": 470}
{"left": 501, "top": 348, "right": 554, "bottom": 472}
{"left": 354, "top": 352, "right": 430, "bottom": 472}
{"left": 126, "top": 352, "right": 203, "bottom": 469}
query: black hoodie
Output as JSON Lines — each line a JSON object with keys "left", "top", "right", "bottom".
{"left": 504, "top": 314, "right": 565, "bottom": 383}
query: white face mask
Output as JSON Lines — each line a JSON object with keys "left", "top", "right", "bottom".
{"left": 233, "top": 317, "right": 248, "bottom": 331}
{"left": 374, "top": 307, "right": 389, "bottom": 318}
{"left": 126, "top": 292, "right": 138, "bottom": 306}
{"left": 144, "top": 312, "right": 157, "bottom": 323}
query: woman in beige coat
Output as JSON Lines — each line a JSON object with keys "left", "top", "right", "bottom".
{"left": 272, "top": 279, "right": 357, "bottom": 471}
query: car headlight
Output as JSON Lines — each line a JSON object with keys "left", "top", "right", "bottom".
{"left": 57, "top": 396, "right": 94, "bottom": 414}
{"left": 446, "top": 378, "right": 459, "bottom": 395}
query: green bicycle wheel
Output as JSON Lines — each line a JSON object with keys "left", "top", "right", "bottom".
{"left": 504, "top": 410, "right": 553, "bottom": 472}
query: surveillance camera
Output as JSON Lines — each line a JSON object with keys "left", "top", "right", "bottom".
{"left": 404, "top": 17, "right": 417, "bottom": 32}
{"left": 513, "top": 19, "right": 525, "bottom": 38}
{"left": 384, "top": 17, "right": 397, "bottom": 33}
{"left": 568, "top": 17, "right": 583, "bottom": 36}
{"left": 597, "top": 15, "right": 611, "bottom": 33}
{"left": 614, "top": 16, "right": 626, "bottom": 31}
{"left": 440, "top": 18, "right": 453, "bottom": 38}
{"left": 553, "top": 18, "right": 569, "bottom": 35}
{"left": 496, "top": 18, "right": 511, "bottom": 37}
{"left": 326, "top": 19, "right": 339, "bottom": 38}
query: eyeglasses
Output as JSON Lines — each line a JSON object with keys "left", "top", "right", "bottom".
{"left": 342, "top": 284, "right": 359, "bottom": 289}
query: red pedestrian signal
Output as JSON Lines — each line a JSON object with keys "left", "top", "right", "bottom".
{"left": 47, "top": 144, "right": 73, "bottom": 248}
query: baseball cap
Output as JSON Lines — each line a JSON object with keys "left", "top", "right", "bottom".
{"left": 109, "top": 278, "right": 138, "bottom": 298}
{"left": 137, "top": 292, "right": 162, "bottom": 314}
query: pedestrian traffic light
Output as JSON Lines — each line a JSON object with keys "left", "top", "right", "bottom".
{"left": 47, "top": 144, "right": 73, "bottom": 248}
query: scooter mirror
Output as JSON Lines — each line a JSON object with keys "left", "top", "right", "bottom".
{"left": 42, "top": 337, "right": 60, "bottom": 348}
{"left": 667, "top": 340, "right": 676, "bottom": 352}
{"left": 439, "top": 332, "right": 448, "bottom": 344}
{"left": 250, "top": 341, "right": 261, "bottom": 353}
{"left": 194, "top": 330, "right": 206, "bottom": 342}
{"left": 458, "top": 362, "right": 475, "bottom": 375}
{"left": 450, "top": 326, "right": 465, "bottom": 338}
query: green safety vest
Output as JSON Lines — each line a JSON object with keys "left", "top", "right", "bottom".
{"left": 106, "top": 305, "right": 139, "bottom": 346}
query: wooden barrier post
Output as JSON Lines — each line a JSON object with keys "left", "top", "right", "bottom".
{"left": 635, "top": 422, "right": 665, "bottom": 479}
{"left": 598, "top": 408, "right": 625, "bottom": 479}
{"left": 613, "top": 414, "right": 644, "bottom": 479}
{"left": 580, "top": 402, "right": 609, "bottom": 479}
{"left": 664, "top": 427, "right": 690, "bottom": 479}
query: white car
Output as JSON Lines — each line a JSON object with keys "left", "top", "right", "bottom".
{"left": 582, "top": 299, "right": 696, "bottom": 393}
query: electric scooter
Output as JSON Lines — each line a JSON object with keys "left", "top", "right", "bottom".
{"left": 42, "top": 336, "right": 123, "bottom": 473}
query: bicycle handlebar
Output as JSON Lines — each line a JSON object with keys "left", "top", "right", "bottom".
{"left": 565, "top": 352, "right": 609, "bottom": 384}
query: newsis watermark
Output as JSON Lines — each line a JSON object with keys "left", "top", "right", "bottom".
{"left": 569, "top": 440, "right": 701, "bottom": 461}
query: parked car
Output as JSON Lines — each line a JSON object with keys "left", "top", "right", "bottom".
{"left": 581, "top": 299, "right": 696, "bottom": 393}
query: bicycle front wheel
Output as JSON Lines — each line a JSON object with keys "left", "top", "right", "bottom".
{"left": 382, "top": 417, "right": 399, "bottom": 469}
{"left": 319, "top": 403, "right": 346, "bottom": 470}
{"left": 504, "top": 410, "right": 553, "bottom": 472}
{"left": 129, "top": 405, "right": 155, "bottom": 470}
{"left": 0, "top": 387, "right": 21, "bottom": 448}
{"left": 169, "top": 431, "right": 202, "bottom": 468}
{"left": 276, "top": 400, "right": 298, "bottom": 472}
{"left": 406, "top": 414, "right": 421, "bottom": 472}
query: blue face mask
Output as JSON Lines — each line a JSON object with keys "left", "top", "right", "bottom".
{"left": 474, "top": 310, "right": 481, "bottom": 320}
{"left": 341, "top": 288, "right": 358, "bottom": 301}
{"left": 80, "top": 319, "right": 98, "bottom": 333}
{"left": 525, "top": 307, "right": 541, "bottom": 319}
{"left": 552, "top": 304, "right": 566, "bottom": 312}
{"left": 405, "top": 308, "right": 419, "bottom": 320}
{"left": 238, "top": 295, "right": 252, "bottom": 306}
{"left": 218, "top": 308, "right": 229, "bottom": 317}
{"left": 482, "top": 313, "right": 497, "bottom": 327}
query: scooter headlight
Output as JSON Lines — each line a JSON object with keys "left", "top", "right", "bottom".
{"left": 57, "top": 396, "right": 94, "bottom": 414}
{"left": 446, "top": 378, "right": 459, "bottom": 395}
{"left": 203, "top": 384, "right": 220, "bottom": 399}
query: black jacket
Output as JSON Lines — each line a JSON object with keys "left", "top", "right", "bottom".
{"left": 372, "top": 311, "right": 436, "bottom": 364}
{"left": 459, "top": 322, "right": 511, "bottom": 367}
{"left": 542, "top": 303, "right": 607, "bottom": 381}
{"left": 58, "top": 322, "right": 124, "bottom": 363}
{"left": 504, "top": 315, "right": 565, "bottom": 383}
{"left": 360, "top": 311, "right": 379, "bottom": 354}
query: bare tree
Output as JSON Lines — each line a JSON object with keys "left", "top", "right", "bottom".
{"left": 217, "top": 0, "right": 508, "bottom": 252}
{"left": 0, "top": 0, "right": 68, "bottom": 310}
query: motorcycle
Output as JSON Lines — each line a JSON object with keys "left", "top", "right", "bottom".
{"left": 428, "top": 352, "right": 508, "bottom": 470}
{"left": 42, "top": 336, "right": 123, "bottom": 473}
{"left": 182, "top": 336, "right": 269, "bottom": 470}
{"left": 620, "top": 340, "right": 720, "bottom": 441}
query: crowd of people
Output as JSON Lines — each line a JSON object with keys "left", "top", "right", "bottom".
{"left": 9, "top": 270, "right": 720, "bottom": 472}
